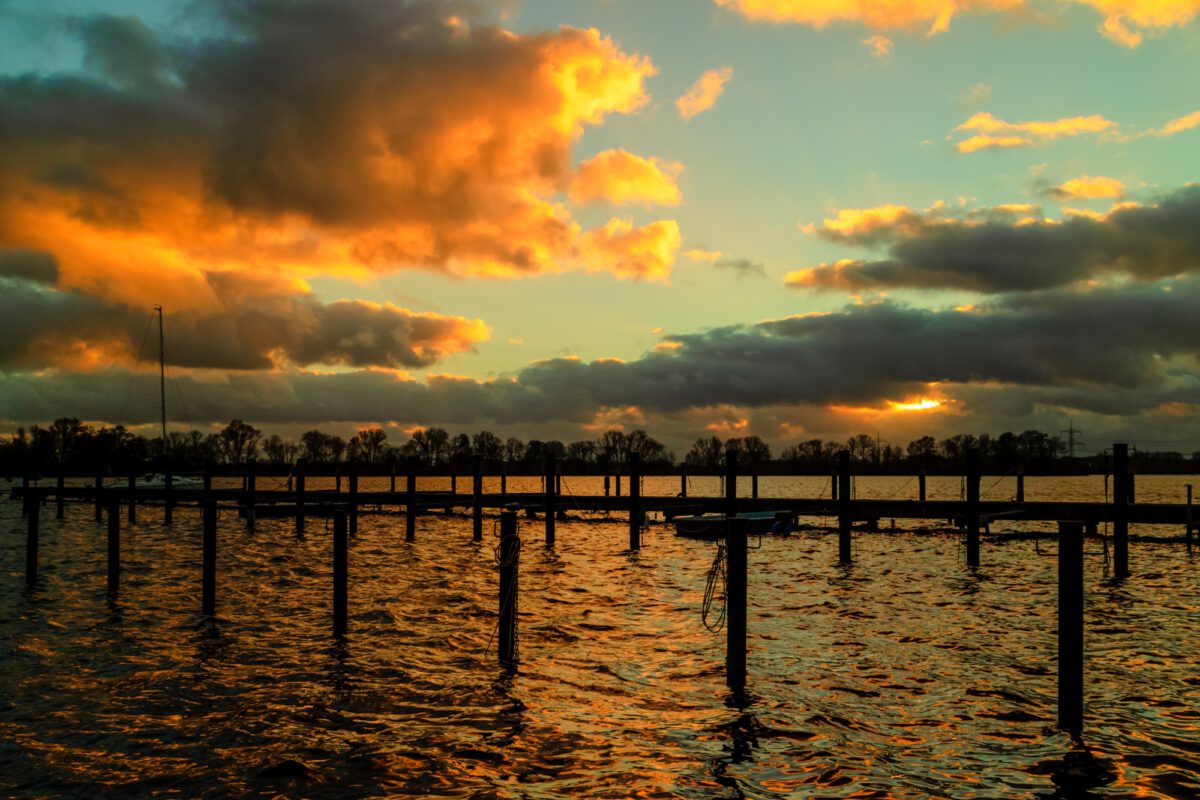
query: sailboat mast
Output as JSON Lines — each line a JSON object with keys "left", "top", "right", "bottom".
{"left": 156, "top": 305, "right": 167, "bottom": 462}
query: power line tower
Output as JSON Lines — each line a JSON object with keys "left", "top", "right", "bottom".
{"left": 1060, "top": 420, "right": 1084, "bottom": 458}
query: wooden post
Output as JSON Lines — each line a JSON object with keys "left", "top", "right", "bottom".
{"left": 1058, "top": 520, "right": 1084, "bottom": 738}
{"left": 107, "top": 497, "right": 120, "bottom": 596}
{"left": 543, "top": 452, "right": 556, "bottom": 546}
{"left": 94, "top": 473, "right": 103, "bottom": 522}
{"left": 245, "top": 458, "right": 256, "bottom": 531}
{"left": 347, "top": 459, "right": 358, "bottom": 535}
{"left": 25, "top": 491, "right": 39, "bottom": 585}
{"left": 202, "top": 498, "right": 216, "bottom": 615}
{"left": 966, "top": 448, "right": 981, "bottom": 568}
{"left": 679, "top": 470, "right": 687, "bottom": 498}
{"left": 629, "top": 453, "right": 641, "bottom": 551}
{"left": 1112, "top": 443, "right": 1129, "bottom": 579}
{"left": 918, "top": 469, "right": 926, "bottom": 502}
{"left": 498, "top": 510, "right": 519, "bottom": 669}
{"left": 127, "top": 465, "right": 137, "bottom": 524}
{"left": 726, "top": 516, "right": 748, "bottom": 691}
{"left": 390, "top": 461, "right": 396, "bottom": 494}
{"left": 604, "top": 475, "right": 610, "bottom": 497}
{"left": 21, "top": 472, "right": 29, "bottom": 516}
{"left": 837, "top": 451, "right": 851, "bottom": 563}
{"left": 451, "top": 473, "right": 457, "bottom": 495}
{"left": 164, "top": 466, "right": 173, "bottom": 526}
{"left": 616, "top": 473, "right": 621, "bottom": 497}
{"left": 405, "top": 458, "right": 417, "bottom": 542}
{"left": 1186, "top": 484, "right": 1194, "bottom": 546}
{"left": 55, "top": 469, "right": 64, "bottom": 520}
{"left": 500, "top": 469, "right": 507, "bottom": 497}
{"left": 335, "top": 463, "right": 342, "bottom": 493}
{"left": 725, "top": 449, "right": 738, "bottom": 520}
{"left": 555, "top": 473, "right": 562, "bottom": 496}
{"left": 1016, "top": 465, "right": 1025, "bottom": 503}
{"left": 294, "top": 458, "right": 306, "bottom": 534}
{"left": 333, "top": 510, "right": 348, "bottom": 637}
{"left": 472, "top": 454, "right": 483, "bottom": 542}
{"left": 751, "top": 472, "right": 758, "bottom": 500}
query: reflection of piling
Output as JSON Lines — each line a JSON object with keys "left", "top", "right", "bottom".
{"left": 245, "top": 458, "right": 256, "bottom": 531}
{"left": 543, "top": 453, "right": 556, "bottom": 546}
{"left": 918, "top": 469, "right": 926, "bottom": 502}
{"left": 294, "top": 459, "right": 306, "bottom": 534}
{"left": 1058, "top": 520, "right": 1084, "bottom": 738}
{"left": 725, "top": 450, "right": 738, "bottom": 520}
{"left": 629, "top": 453, "right": 641, "bottom": 551}
{"left": 127, "top": 466, "right": 137, "bottom": 524}
{"left": 498, "top": 510, "right": 519, "bottom": 669}
{"left": 1016, "top": 466, "right": 1025, "bottom": 503}
{"left": 838, "top": 451, "right": 851, "bottom": 563}
{"left": 1112, "top": 444, "right": 1129, "bottom": 579}
{"left": 25, "top": 493, "right": 39, "bottom": 585}
{"left": 472, "top": 454, "right": 483, "bottom": 542}
{"left": 202, "top": 499, "right": 217, "bottom": 615}
{"left": 107, "top": 498, "right": 120, "bottom": 596}
{"left": 405, "top": 458, "right": 417, "bottom": 542}
{"left": 56, "top": 470, "right": 64, "bottom": 520}
{"left": 333, "top": 510, "right": 348, "bottom": 637}
{"left": 726, "top": 516, "right": 748, "bottom": 691}
{"left": 966, "top": 448, "right": 981, "bottom": 568}
{"left": 347, "top": 459, "right": 358, "bottom": 535}
{"left": 94, "top": 473, "right": 103, "bottom": 522}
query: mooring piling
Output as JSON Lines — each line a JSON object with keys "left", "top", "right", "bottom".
{"left": 55, "top": 470, "right": 64, "bottom": 520}
{"left": 751, "top": 472, "right": 758, "bottom": 500}
{"left": 1016, "top": 466, "right": 1025, "bottom": 503}
{"left": 838, "top": 451, "right": 852, "bottom": 563}
{"left": 347, "top": 459, "right": 358, "bottom": 535}
{"left": 629, "top": 453, "right": 641, "bottom": 551}
{"left": 616, "top": 473, "right": 621, "bottom": 497}
{"left": 25, "top": 492, "right": 39, "bottom": 585}
{"left": 21, "top": 473, "right": 30, "bottom": 516}
{"left": 679, "top": 470, "right": 687, "bottom": 498}
{"left": 202, "top": 498, "right": 216, "bottom": 616}
{"left": 94, "top": 473, "right": 103, "bottom": 522}
{"left": 1112, "top": 443, "right": 1130, "bottom": 579}
{"left": 919, "top": 469, "right": 927, "bottom": 502}
{"left": 725, "top": 449, "right": 738, "bottom": 520}
{"left": 726, "top": 516, "right": 748, "bottom": 691}
{"left": 604, "top": 475, "right": 610, "bottom": 497}
{"left": 107, "top": 497, "right": 120, "bottom": 596}
{"left": 333, "top": 509, "right": 348, "bottom": 637}
{"left": 966, "top": 448, "right": 981, "bottom": 568}
{"left": 543, "top": 452, "right": 556, "bottom": 547}
{"left": 405, "top": 458, "right": 416, "bottom": 542}
{"left": 1058, "top": 520, "right": 1084, "bottom": 738}
{"left": 294, "top": 458, "right": 306, "bottom": 534}
{"left": 390, "top": 461, "right": 396, "bottom": 494}
{"left": 1187, "top": 484, "right": 1194, "bottom": 546}
{"left": 245, "top": 458, "right": 257, "bottom": 531}
{"left": 472, "top": 454, "right": 483, "bottom": 542}
{"left": 500, "top": 469, "right": 507, "bottom": 497}
{"left": 335, "top": 463, "right": 342, "bottom": 494}
{"left": 498, "top": 510, "right": 519, "bottom": 669}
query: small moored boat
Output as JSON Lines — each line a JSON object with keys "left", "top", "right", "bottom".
{"left": 674, "top": 510, "right": 794, "bottom": 540}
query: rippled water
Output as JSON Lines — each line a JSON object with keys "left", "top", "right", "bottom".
{"left": 2, "top": 476, "right": 1197, "bottom": 798}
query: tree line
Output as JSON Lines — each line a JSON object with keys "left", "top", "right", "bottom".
{"left": 2, "top": 418, "right": 1198, "bottom": 475}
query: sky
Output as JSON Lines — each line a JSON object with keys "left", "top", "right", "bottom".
{"left": 1, "top": 0, "right": 1198, "bottom": 455}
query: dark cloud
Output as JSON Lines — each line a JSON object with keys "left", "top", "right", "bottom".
{"left": 0, "top": 276, "right": 487, "bottom": 371}
{"left": 74, "top": 14, "right": 172, "bottom": 91}
{"left": 791, "top": 186, "right": 1200, "bottom": 293}
{"left": 6, "top": 277, "right": 1198, "bottom": 427}
{"left": 714, "top": 257, "right": 766, "bottom": 278}
{"left": 0, "top": 249, "right": 58, "bottom": 284}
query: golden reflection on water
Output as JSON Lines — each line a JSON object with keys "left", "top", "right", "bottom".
{"left": 0, "top": 479, "right": 1198, "bottom": 798}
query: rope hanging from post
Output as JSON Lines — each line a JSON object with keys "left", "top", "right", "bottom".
{"left": 702, "top": 542, "right": 728, "bottom": 633}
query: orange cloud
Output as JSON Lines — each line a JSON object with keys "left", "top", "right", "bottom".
{"left": 1070, "top": 0, "right": 1200, "bottom": 47}
{"left": 714, "top": 0, "right": 1026, "bottom": 35}
{"left": 952, "top": 111, "right": 1117, "bottom": 152}
{"left": 804, "top": 204, "right": 926, "bottom": 242}
{"left": 1048, "top": 175, "right": 1126, "bottom": 200}
{"left": 579, "top": 218, "right": 683, "bottom": 281}
{"left": 570, "top": 149, "right": 682, "bottom": 206}
{"left": 1156, "top": 109, "right": 1200, "bottom": 137}
{"left": 0, "top": 9, "right": 671, "bottom": 295}
{"left": 676, "top": 67, "right": 733, "bottom": 120}
{"left": 684, "top": 248, "right": 723, "bottom": 262}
